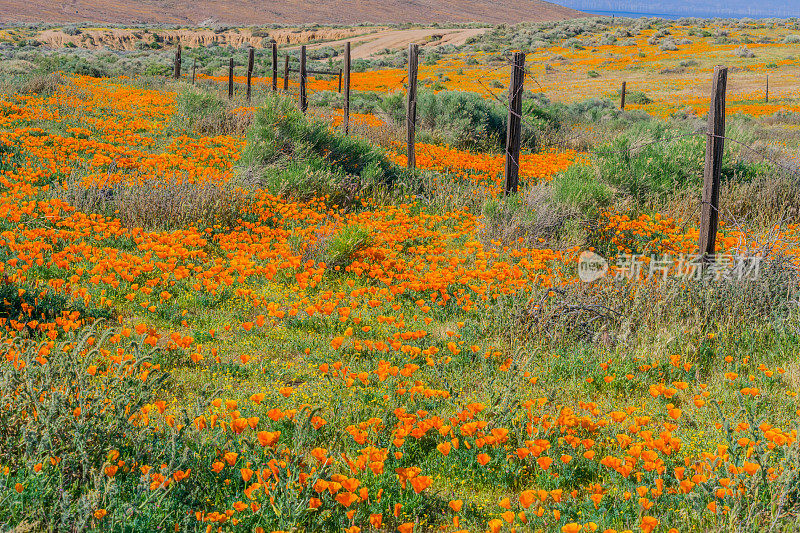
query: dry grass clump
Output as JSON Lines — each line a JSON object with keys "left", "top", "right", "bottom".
{"left": 54, "top": 173, "right": 257, "bottom": 231}
{"left": 173, "top": 84, "right": 255, "bottom": 136}
{"left": 479, "top": 183, "right": 577, "bottom": 249}
{"left": 515, "top": 256, "right": 800, "bottom": 349}
{"left": 0, "top": 72, "right": 65, "bottom": 97}
{"left": 20, "top": 73, "right": 65, "bottom": 95}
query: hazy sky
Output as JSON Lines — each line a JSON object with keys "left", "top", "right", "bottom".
{"left": 557, "top": 0, "right": 800, "bottom": 18}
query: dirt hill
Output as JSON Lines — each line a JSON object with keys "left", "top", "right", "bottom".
{"left": 29, "top": 26, "right": 495, "bottom": 59}
{"left": 1, "top": 0, "right": 585, "bottom": 25}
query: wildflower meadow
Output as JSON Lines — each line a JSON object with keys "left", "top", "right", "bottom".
{"left": 1, "top": 15, "right": 800, "bottom": 533}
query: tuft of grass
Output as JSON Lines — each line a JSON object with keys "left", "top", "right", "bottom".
{"left": 324, "top": 224, "right": 372, "bottom": 268}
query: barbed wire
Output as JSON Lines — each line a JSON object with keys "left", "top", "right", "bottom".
{"left": 178, "top": 48, "right": 800, "bottom": 191}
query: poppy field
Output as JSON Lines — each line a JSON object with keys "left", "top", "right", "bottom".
{"left": 1, "top": 16, "right": 800, "bottom": 533}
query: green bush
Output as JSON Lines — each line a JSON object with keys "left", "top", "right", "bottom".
{"left": 551, "top": 163, "right": 613, "bottom": 214}
{"left": 243, "top": 93, "right": 404, "bottom": 206}
{"left": 143, "top": 61, "right": 169, "bottom": 77}
{"left": 593, "top": 124, "right": 704, "bottom": 203}
{"left": 415, "top": 90, "right": 506, "bottom": 150}
{"left": 586, "top": 119, "right": 769, "bottom": 206}
{"left": 172, "top": 86, "right": 252, "bottom": 135}
{"left": 33, "top": 54, "right": 111, "bottom": 78}
{"left": 324, "top": 224, "right": 372, "bottom": 268}
{"left": 625, "top": 90, "right": 653, "bottom": 104}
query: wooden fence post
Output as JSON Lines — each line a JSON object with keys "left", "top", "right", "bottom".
{"left": 620, "top": 81, "right": 626, "bottom": 110}
{"left": 698, "top": 65, "right": 728, "bottom": 259}
{"left": 766, "top": 75, "right": 769, "bottom": 103}
{"left": 504, "top": 52, "right": 525, "bottom": 195}
{"left": 246, "top": 47, "right": 255, "bottom": 101}
{"left": 272, "top": 42, "right": 278, "bottom": 91}
{"left": 228, "top": 57, "right": 234, "bottom": 99}
{"left": 343, "top": 42, "right": 351, "bottom": 135}
{"left": 283, "top": 55, "right": 290, "bottom": 91}
{"left": 406, "top": 43, "right": 419, "bottom": 169}
{"left": 191, "top": 58, "right": 196, "bottom": 85}
{"left": 174, "top": 44, "right": 181, "bottom": 79}
{"left": 300, "top": 45, "right": 308, "bottom": 113}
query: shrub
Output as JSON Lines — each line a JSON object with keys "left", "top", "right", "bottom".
{"left": 734, "top": 46, "right": 755, "bottom": 58}
{"left": 659, "top": 38, "right": 678, "bottom": 51}
{"left": 324, "top": 224, "right": 372, "bottom": 268}
{"left": 479, "top": 184, "right": 575, "bottom": 248}
{"left": 143, "top": 61, "right": 169, "bottom": 76}
{"left": 592, "top": 122, "right": 705, "bottom": 203}
{"left": 173, "top": 86, "right": 253, "bottom": 135}
{"left": 422, "top": 52, "right": 441, "bottom": 66}
{"left": 34, "top": 54, "right": 111, "bottom": 78}
{"left": 550, "top": 163, "right": 613, "bottom": 214}
{"left": 19, "top": 73, "right": 65, "bottom": 95}
{"left": 587, "top": 70, "right": 600, "bottom": 78}
{"left": 242, "top": 92, "right": 403, "bottom": 206}
{"left": 625, "top": 90, "right": 652, "bottom": 105}
{"left": 414, "top": 90, "right": 506, "bottom": 150}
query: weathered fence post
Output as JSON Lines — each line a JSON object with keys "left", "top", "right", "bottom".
{"left": 272, "top": 41, "right": 278, "bottom": 91}
{"left": 766, "top": 75, "right": 769, "bottom": 103}
{"left": 174, "top": 44, "right": 181, "bottom": 79}
{"left": 504, "top": 52, "right": 525, "bottom": 195}
{"left": 191, "top": 58, "right": 196, "bottom": 85}
{"left": 406, "top": 43, "right": 419, "bottom": 169}
{"left": 300, "top": 45, "right": 308, "bottom": 113}
{"left": 246, "top": 47, "right": 255, "bottom": 101}
{"left": 228, "top": 57, "right": 234, "bottom": 99}
{"left": 699, "top": 65, "right": 728, "bottom": 259}
{"left": 620, "top": 81, "right": 627, "bottom": 110}
{"left": 283, "top": 55, "right": 290, "bottom": 91}
{"left": 343, "top": 42, "right": 351, "bottom": 135}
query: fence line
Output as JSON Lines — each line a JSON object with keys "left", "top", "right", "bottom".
{"left": 170, "top": 45, "right": 798, "bottom": 256}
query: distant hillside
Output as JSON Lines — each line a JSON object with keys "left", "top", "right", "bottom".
{"left": 1, "top": 0, "right": 586, "bottom": 25}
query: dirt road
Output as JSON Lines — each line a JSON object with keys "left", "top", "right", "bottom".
{"left": 287, "top": 27, "right": 489, "bottom": 59}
